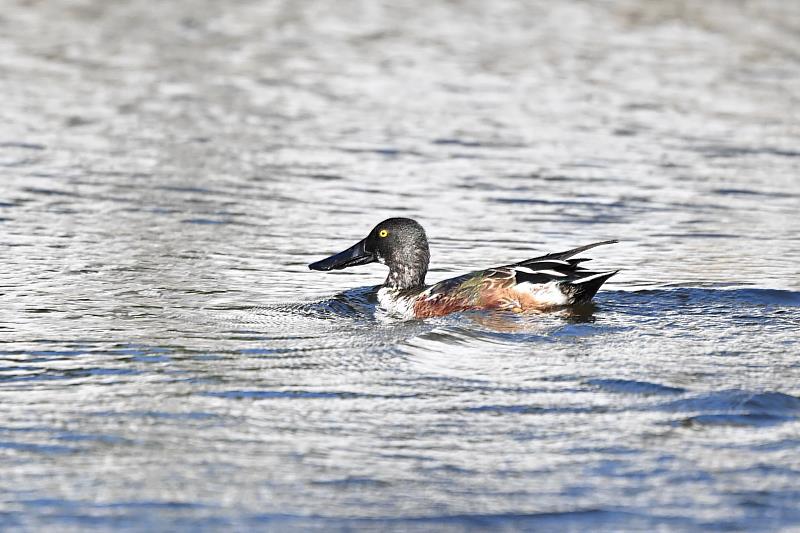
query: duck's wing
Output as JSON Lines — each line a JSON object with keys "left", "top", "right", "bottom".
{"left": 419, "top": 241, "right": 619, "bottom": 311}
{"left": 420, "top": 269, "right": 516, "bottom": 311}
{"left": 505, "top": 241, "right": 619, "bottom": 303}
{"left": 506, "top": 240, "right": 619, "bottom": 285}
{"left": 426, "top": 240, "right": 619, "bottom": 294}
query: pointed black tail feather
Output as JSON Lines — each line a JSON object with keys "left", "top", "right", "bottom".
{"left": 565, "top": 270, "right": 618, "bottom": 304}
{"left": 568, "top": 257, "right": 592, "bottom": 266}
{"left": 517, "top": 240, "right": 618, "bottom": 266}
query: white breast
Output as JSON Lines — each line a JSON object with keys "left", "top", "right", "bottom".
{"left": 377, "top": 287, "right": 419, "bottom": 319}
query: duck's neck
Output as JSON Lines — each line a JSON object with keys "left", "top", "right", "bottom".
{"left": 384, "top": 248, "right": 429, "bottom": 290}
{"left": 385, "top": 268, "right": 426, "bottom": 290}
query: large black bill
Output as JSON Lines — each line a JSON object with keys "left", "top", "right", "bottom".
{"left": 308, "top": 238, "right": 375, "bottom": 271}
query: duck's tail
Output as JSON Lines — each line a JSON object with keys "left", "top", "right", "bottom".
{"left": 563, "top": 270, "right": 618, "bottom": 304}
{"left": 517, "top": 240, "right": 618, "bottom": 266}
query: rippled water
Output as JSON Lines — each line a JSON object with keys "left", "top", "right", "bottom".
{"left": 2, "top": 0, "right": 800, "bottom": 530}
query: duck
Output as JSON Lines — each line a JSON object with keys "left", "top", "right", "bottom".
{"left": 308, "top": 218, "right": 618, "bottom": 319}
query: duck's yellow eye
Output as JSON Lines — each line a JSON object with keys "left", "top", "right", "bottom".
{"left": 379, "top": 229, "right": 389, "bottom": 238}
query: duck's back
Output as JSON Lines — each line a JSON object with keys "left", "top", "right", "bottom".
{"left": 405, "top": 241, "right": 619, "bottom": 318}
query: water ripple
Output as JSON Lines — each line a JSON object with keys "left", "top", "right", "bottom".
{"left": 2, "top": 0, "right": 800, "bottom": 530}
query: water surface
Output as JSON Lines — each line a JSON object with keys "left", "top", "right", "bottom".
{"left": 1, "top": 1, "right": 800, "bottom": 531}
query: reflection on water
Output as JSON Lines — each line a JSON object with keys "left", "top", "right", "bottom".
{"left": 2, "top": 0, "right": 800, "bottom": 530}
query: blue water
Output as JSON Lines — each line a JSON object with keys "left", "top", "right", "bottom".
{"left": 2, "top": 1, "right": 800, "bottom": 531}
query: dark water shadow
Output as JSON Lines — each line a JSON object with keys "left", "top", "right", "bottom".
{"left": 664, "top": 390, "right": 800, "bottom": 429}
{"left": 601, "top": 287, "right": 800, "bottom": 309}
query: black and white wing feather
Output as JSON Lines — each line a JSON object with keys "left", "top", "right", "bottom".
{"left": 508, "top": 240, "right": 619, "bottom": 303}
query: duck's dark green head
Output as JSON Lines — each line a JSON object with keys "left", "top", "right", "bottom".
{"left": 309, "top": 218, "right": 430, "bottom": 289}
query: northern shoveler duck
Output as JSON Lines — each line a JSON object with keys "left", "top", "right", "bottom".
{"left": 309, "top": 218, "right": 618, "bottom": 319}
